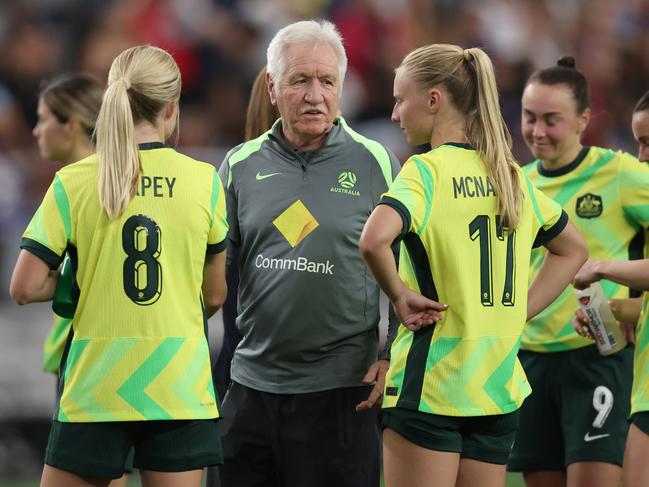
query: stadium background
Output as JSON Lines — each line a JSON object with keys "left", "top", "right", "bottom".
{"left": 0, "top": 0, "right": 646, "bottom": 485}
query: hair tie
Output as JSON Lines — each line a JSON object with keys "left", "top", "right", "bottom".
{"left": 463, "top": 49, "right": 472, "bottom": 62}
{"left": 117, "top": 77, "right": 131, "bottom": 90}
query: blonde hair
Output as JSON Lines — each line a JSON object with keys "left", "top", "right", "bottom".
{"left": 245, "top": 66, "right": 280, "bottom": 141}
{"left": 400, "top": 44, "right": 522, "bottom": 228}
{"left": 96, "top": 45, "right": 181, "bottom": 219}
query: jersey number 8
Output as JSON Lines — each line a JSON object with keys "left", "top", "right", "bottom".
{"left": 122, "top": 214, "right": 162, "bottom": 305}
{"left": 469, "top": 214, "right": 516, "bottom": 307}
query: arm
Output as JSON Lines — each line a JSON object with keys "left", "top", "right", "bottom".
{"left": 527, "top": 220, "right": 588, "bottom": 320}
{"left": 202, "top": 250, "right": 227, "bottom": 318}
{"left": 10, "top": 250, "right": 58, "bottom": 304}
{"left": 359, "top": 205, "right": 447, "bottom": 331}
{"left": 573, "top": 258, "right": 649, "bottom": 291}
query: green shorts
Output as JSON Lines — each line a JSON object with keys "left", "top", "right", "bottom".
{"left": 45, "top": 419, "right": 222, "bottom": 479}
{"left": 631, "top": 412, "right": 649, "bottom": 436}
{"left": 382, "top": 407, "right": 519, "bottom": 465}
{"left": 508, "top": 345, "right": 633, "bottom": 471}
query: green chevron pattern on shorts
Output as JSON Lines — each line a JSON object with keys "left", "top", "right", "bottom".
{"left": 117, "top": 337, "right": 184, "bottom": 419}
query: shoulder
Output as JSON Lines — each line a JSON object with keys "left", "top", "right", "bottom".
{"left": 224, "top": 131, "right": 274, "bottom": 170}
{"left": 337, "top": 117, "right": 398, "bottom": 163}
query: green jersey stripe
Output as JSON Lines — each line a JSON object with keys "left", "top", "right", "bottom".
{"left": 226, "top": 130, "right": 272, "bottom": 188}
{"left": 53, "top": 174, "right": 71, "bottom": 239}
{"left": 413, "top": 157, "right": 434, "bottom": 234}
{"left": 551, "top": 151, "right": 615, "bottom": 206}
{"left": 209, "top": 170, "right": 220, "bottom": 227}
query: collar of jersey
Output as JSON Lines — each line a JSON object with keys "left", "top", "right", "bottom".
{"left": 138, "top": 142, "right": 166, "bottom": 151}
{"left": 269, "top": 118, "right": 345, "bottom": 161}
{"left": 443, "top": 142, "right": 474, "bottom": 150}
{"left": 536, "top": 146, "right": 590, "bottom": 178}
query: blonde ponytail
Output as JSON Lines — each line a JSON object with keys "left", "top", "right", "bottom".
{"left": 96, "top": 78, "right": 140, "bottom": 219}
{"left": 96, "top": 45, "right": 181, "bottom": 219}
{"left": 400, "top": 44, "right": 522, "bottom": 229}
{"left": 464, "top": 48, "right": 521, "bottom": 229}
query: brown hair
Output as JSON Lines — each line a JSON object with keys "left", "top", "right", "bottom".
{"left": 244, "top": 66, "right": 280, "bottom": 141}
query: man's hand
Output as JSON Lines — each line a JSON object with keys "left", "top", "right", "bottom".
{"left": 355, "top": 360, "right": 389, "bottom": 412}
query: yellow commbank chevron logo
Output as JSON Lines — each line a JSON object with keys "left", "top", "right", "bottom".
{"left": 273, "top": 200, "right": 319, "bottom": 248}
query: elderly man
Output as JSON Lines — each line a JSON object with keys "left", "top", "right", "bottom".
{"left": 210, "top": 19, "right": 401, "bottom": 487}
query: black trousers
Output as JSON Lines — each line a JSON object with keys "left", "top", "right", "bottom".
{"left": 207, "top": 382, "right": 381, "bottom": 487}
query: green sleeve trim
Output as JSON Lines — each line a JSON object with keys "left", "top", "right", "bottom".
{"left": 533, "top": 211, "right": 569, "bottom": 248}
{"left": 209, "top": 169, "right": 220, "bottom": 226}
{"left": 525, "top": 175, "right": 545, "bottom": 226}
{"left": 226, "top": 131, "right": 272, "bottom": 188}
{"left": 413, "top": 157, "right": 434, "bottom": 234}
{"left": 378, "top": 196, "right": 411, "bottom": 240}
{"left": 338, "top": 117, "right": 394, "bottom": 187}
{"left": 206, "top": 239, "right": 227, "bottom": 255}
{"left": 20, "top": 237, "right": 62, "bottom": 269}
{"left": 53, "top": 174, "right": 71, "bottom": 239}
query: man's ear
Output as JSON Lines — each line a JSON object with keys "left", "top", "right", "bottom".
{"left": 266, "top": 72, "right": 277, "bottom": 106}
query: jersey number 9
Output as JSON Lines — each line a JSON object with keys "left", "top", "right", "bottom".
{"left": 122, "top": 214, "right": 162, "bottom": 305}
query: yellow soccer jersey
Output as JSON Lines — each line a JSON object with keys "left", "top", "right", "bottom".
{"left": 632, "top": 293, "right": 649, "bottom": 414}
{"left": 43, "top": 314, "right": 71, "bottom": 374}
{"left": 523, "top": 146, "right": 649, "bottom": 352}
{"left": 380, "top": 143, "right": 567, "bottom": 416}
{"left": 21, "top": 143, "right": 227, "bottom": 422}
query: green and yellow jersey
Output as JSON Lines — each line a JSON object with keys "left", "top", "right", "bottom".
{"left": 523, "top": 146, "right": 649, "bottom": 352}
{"left": 21, "top": 142, "right": 227, "bottom": 422}
{"left": 43, "top": 314, "right": 71, "bottom": 374}
{"left": 632, "top": 294, "right": 649, "bottom": 414}
{"left": 380, "top": 143, "right": 567, "bottom": 416}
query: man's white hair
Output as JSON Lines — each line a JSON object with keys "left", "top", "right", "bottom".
{"left": 267, "top": 20, "right": 347, "bottom": 97}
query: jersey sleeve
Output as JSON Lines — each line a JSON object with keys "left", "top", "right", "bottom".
{"left": 524, "top": 174, "right": 568, "bottom": 248}
{"left": 20, "top": 174, "right": 70, "bottom": 268}
{"left": 378, "top": 156, "right": 434, "bottom": 239}
{"left": 619, "top": 152, "right": 649, "bottom": 228}
{"left": 207, "top": 168, "right": 228, "bottom": 254}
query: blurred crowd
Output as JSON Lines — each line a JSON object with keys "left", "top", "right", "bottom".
{"left": 0, "top": 0, "right": 648, "bottom": 265}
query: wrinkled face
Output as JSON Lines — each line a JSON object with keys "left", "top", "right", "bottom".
{"left": 391, "top": 67, "right": 433, "bottom": 146}
{"left": 632, "top": 109, "right": 649, "bottom": 162}
{"left": 32, "top": 97, "right": 72, "bottom": 163}
{"left": 269, "top": 42, "right": 340, "bottom": 148}
{"left": 521, "top": 82, "right": 588, "bottom": 165}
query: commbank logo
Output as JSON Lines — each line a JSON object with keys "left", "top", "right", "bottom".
{"left": 331, "top": 171, "right": 360, "bottom": 196}
{"left": 272, "top": 199, "right": 319, "bottom": 248}
{"left": 259, "top": 199, "right": 334, "bottom": 275}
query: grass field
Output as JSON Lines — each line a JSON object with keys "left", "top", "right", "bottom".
{"left": 0, "top": 473, "right": 528, "bottom": 487}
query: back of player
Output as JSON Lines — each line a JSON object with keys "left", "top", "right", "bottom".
{"left": 381, "top": 145, "right": 567, "bottom": 417}
{"left": 359, "top": 43, "right": 587, "bottom": 487}
{"left": 10, "top": 45, "right": 227, "bottom": 487}
{"left": 27, "top": 146, "right": 225, "bottom": 422}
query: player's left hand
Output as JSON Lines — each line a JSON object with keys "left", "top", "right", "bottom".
{"left": 355, "top": 359, "right": 389, "bottom": 412}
